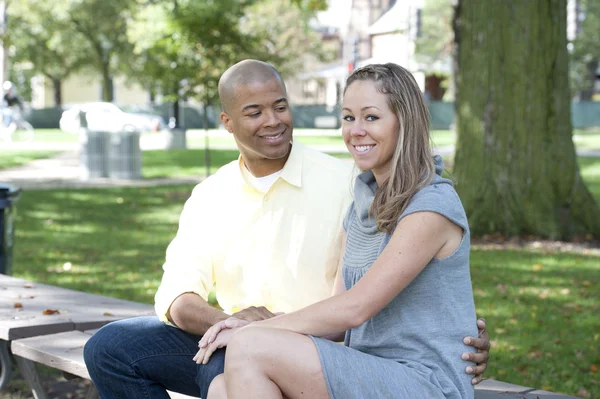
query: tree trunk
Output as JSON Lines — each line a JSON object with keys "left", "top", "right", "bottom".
{"left": 203, "top": 102, "right": 211, "bottom": 178}
{"left": 579, "top": 59, "right": 599, "bottom": 101}
{"left": 453, "top": 0, "right": 600, "bottom": 240}
{"left": 52, "top": 78, "right": 62, "bottom": 107}
{"left": 100, "top": 63, "right": 113, "bottom": 102}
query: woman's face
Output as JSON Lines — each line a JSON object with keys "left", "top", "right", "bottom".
{"left": 342, "top": 80, "right": 400, "bottom": 184}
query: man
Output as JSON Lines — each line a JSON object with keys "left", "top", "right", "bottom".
{"left": 84, "top": 60, "right": 490, "bottom": 399}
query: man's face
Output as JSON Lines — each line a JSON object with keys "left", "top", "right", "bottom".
{"left": 221, "top": 78, "right": 293, "bottom": 166}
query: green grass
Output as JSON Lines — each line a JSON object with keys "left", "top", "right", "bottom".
{"left": 574, "top": 128, "right": 600, "bottom": 152}
{"left": 580, "top": 157, "right": 600, "bottom": 201}
{"left": 141, "top": 148, "right": 350, "bottom": 179}
{"left": 0, "top": 150, "right": 60, "bottom": 169}
{"left": 142, "top": 149, "right": 241, "bottom": 178}
{"left": 471, "top": 249, "right": 599, "bottom": 397}
{"left": 13, "top": 185, "right": 194, "bottom": 302}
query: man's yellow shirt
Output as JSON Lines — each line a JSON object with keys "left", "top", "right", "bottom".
{"left": 155, "top": 143, "right": 354, "bottom": 322}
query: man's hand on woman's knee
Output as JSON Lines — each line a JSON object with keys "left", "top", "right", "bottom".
{"left": 461, "top": 318, "right": 490, "bottom": 385}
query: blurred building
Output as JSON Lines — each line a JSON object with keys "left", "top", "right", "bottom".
{"left": 287, "top": 0, "right": 425, "bottom": 108}
{"left": 31, "top": 74, "right": 149, "bottom": 109}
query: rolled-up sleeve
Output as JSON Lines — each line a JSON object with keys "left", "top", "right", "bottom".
{"left": 154, "top": 183, "right": 214, "bottom": 324}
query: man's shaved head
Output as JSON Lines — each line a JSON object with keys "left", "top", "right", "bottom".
{"left": 218, "top": 59, "right": 286, "bottom": 113}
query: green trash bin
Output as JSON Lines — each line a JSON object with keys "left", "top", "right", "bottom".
{"left": 0, "top": 183, "right": 21, "bottom": 275}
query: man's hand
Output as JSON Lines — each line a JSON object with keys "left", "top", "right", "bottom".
{"left": 232, "top": 306, "right": 278, "bottom": 322}
{"left": 462, "top": 318, "right": 490, "bottom": 385}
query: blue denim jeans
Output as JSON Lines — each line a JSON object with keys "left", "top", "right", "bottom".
{"left": 84, "top": 316, "right": 225, "bottom": 399}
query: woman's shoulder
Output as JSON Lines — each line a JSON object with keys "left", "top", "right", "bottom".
{"left": 402, "top": 178, "right": 468, "bottom": 229}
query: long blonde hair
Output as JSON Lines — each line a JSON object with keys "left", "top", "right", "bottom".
{"left": 345, "top": 63, "right": 435, "bottom": 233}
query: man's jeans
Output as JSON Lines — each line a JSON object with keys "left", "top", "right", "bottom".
{"left": 84, "top": 316, "right": 225, "bottom": 399}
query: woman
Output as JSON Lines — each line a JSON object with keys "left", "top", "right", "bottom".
{"left": 196, "top": 63, "right": 478, "bottom": 399}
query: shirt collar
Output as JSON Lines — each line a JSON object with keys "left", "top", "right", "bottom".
{"left": 237, "top": 141, "right": 304, "bottom": 188}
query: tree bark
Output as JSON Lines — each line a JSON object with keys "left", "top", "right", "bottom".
{"left": 52, "top": 77, "right": 62, "bottom": 107}
{"left": 101, "top": 63, "right": 113, "bottom": 102}
{"left": 453, "top": 0, "right": 600, "bottom": 240}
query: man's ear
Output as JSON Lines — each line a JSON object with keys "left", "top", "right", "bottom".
{"left": 220, "top": 112, "right": 233, "bottom": 134}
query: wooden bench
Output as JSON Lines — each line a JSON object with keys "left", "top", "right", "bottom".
{"left": 1, "top": 275, "right": 580, "bottom": 399}
{"left": 11, "top": 328, "right": 580, "bottom": 399}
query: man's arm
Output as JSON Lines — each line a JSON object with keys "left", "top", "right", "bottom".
{"left": 169, "top": 293, "right": 279, "bottom": 336}
{"left": 168, "top": 293, "right": 229, "bottom": 335}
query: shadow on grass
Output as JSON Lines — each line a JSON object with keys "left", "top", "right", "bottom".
{"left": 14, "top": 185, "right": 196, "bottom": 304}
{"left": 471, "top": 249, "right": 599, "bottom": 396}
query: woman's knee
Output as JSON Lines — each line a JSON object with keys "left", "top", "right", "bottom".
{"left": 206, "top": 374, "right": 227, "bottom": 399}
{"left": 225, "top": 327, "right": 277, "bottom": 369}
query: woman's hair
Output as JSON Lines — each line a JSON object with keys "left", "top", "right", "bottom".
{"left": 344, "top": 63, "right": 435, "bottom": 234}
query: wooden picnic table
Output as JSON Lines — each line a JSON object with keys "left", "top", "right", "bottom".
{"left": 0, "top": 274, "right": 154, "bottom": 394}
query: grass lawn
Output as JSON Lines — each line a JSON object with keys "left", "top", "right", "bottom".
{"left": 8, "top": 153, "right": 600, "bottom": 397}
{"left": 0, "top": 150, "right": 60, "bottom": 169}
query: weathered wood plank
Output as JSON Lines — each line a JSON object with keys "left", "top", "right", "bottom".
{"left": 0, "top": 275, "right": 154, "bottom": 340}
{"left": 11, "top": 330, "right": 94, "bottom": 379}
{"left": 474, "top": 379, "right": 580, "bottom": 399}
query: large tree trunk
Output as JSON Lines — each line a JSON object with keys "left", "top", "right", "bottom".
{"left": 453, "top": 0, "right": 600, "bottom": 240}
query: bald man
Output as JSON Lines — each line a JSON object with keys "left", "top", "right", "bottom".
{"left": 84, "top": 60, "right": 490, "bottom": 399}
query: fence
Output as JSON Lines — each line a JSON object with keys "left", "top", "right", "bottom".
{"left": 24, "top": 102, "right": 600, "bottom": 131}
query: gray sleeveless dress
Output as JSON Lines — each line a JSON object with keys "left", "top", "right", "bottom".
{"left": 310, "top": 156, "right": 477, "bottom": 399}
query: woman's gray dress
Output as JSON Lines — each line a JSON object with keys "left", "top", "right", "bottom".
{"left": 310, "top": 157, "right": 477, "bottom": 399}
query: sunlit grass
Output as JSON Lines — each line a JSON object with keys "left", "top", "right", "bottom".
{"left": 0, "top": 150, "right": 60, "bottom": 169}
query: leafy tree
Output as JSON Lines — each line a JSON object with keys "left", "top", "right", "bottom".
{"left": 240, "top": 0, "right": 333, "bottom": 79}
{"left": 570, "top": 0, "right": 600, "bottom": 101}
{"left": 414, "top": 0, "right": 453, "bottom": 100}
{"left": 5, "top": 0, "right": 87, "bottom": 106}
{"left": 453, "top": 0, "right": 600, "bottom": 239}
{"left": 67, "top": 0, "right": 137, "bottom": 102}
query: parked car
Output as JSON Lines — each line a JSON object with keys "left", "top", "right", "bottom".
{"left": 59, "top": 102, "right": 165, "bottom": 134}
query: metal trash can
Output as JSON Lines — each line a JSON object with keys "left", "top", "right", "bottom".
{"left": 80, "top": 129, "right": 110, "bottom": 179}
{"left": 108, "top": 129, "right": 142, "bottom": 180}
{"left": 0, "top": 183, "right": 21, "bottom": 275}
{"left": 79, "top": 111, "right": 110, "bottom": 179}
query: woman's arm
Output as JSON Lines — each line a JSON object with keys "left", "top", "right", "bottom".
{"left": 320, "top": 233, "right": 347, "bottom": 342}
{"left": 252, "top": 211, "right": 459, "bottom": 337}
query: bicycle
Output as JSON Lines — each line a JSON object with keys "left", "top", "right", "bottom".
{"left": 0, "top": 106, "right": 35, "bottom": 143}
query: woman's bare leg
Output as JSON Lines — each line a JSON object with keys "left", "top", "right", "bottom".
{"left": 207, "top": 374, "right": 227, "bottom": 399}
{"left": 224, "top": 327, "right": 329, "bottom": 399}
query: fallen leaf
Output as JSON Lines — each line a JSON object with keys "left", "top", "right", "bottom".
{"left": 13, "top": 303, "right": 22, "bottom": 308}
{"left": 23, "top": 283, "right": 34, "bottom": 288}
{"left": 582, "top": 281, "right": 591, "bottom": 287}
{"left": 42, "top": 309, "right": 60, "bottom": 315}
{"left": 532, "top": 264, "right": 543, "bottom": 271}
{"left": 591, "top": 364, "right": 598, "bottom": 373}
{"left": 103, "top": 312, "right": 114, "bottom": 316}
{"left": 577, "top": 387, "right": 590, "bottom": 398}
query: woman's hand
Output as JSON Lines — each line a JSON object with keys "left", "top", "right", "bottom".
{"left": 193, "top": 326, "right": 239, "bottom": 364}
{"left": 193, "top": 317, "right": 250, "bottom": 365}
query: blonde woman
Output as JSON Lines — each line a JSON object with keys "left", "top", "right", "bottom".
{"left": 197, "top": 63, "right": 480, "bottom": 399}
